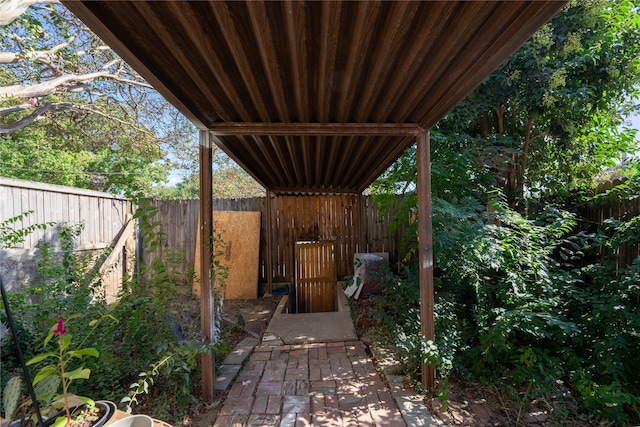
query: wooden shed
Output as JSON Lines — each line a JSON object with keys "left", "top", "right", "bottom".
{"left": 62, "top": 0, "right": 567, "bottom": 399}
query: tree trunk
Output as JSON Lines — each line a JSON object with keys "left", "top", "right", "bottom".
{"left": 518, "top": 116, "right": 534, "bottom": 199}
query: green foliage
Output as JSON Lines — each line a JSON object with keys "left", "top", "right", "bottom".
{"left": 370, "top": 191, "right": 640, "bottom": 423}
{"left": 364, "top": 264, "right": 459, "bottom": 404}
{"left": 149, "top": 166, "right": 265, "bottom": 199}
{"left": 1, "top": 202, "right": 230, "bottom": 421}
{"left": 1, "top": 4, "right": 197, "bottom": 196}
{"left": 367, "top": 2, "right": 640, "bottom": 422}
{"left": 29, "top": 223, "right": 108, "bottom": 326}
{"left": 0, "top": 210, "right": 51, "bottom": 250}
{"left": 438, "top": 0, "right": 640, "bottom": 203}
{"left": 25, "top": 315, "right": 117, "bottom": 427}
{"left": 120, "top": 342, "right": 205, "bottom": 416}
{"left": 3, "top": 377, "right": 21, "bottom": 419}
{"left": 0, "top": 122, "right": 168, "bottom": 196}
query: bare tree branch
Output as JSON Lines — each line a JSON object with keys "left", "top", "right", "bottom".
{"left": 0, "top": 101, "right": 155, "bottom": 134}
{"left": 0, "top": 36, "right": 75, "bottom": 77}
{"left": 0, "top": 100, "right": 34, "bottom": 115}
{"left": 0, "top": 102, "right": 69, "bottom": 132}
{"left": 0, "top": 0, "right": 59, "bottom": 25}
{"left": 0, "top": 70, "right": 153, "bottom": 100}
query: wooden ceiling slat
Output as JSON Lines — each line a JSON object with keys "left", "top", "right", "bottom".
{"left": 134, "top": 3, "right": 227, "bottom": 124}
{"left": 333, "top": 1, "right": 382, "bottom": 121}
{"left": 301, "top": 134, "right": 311, "bottom": 186}
{"left": 370, "top": 2, "right": 457, "bottom": 122}
{"left": 332, "top": 135, "right": 366, "bottom": 187}
{"left": 249, "top": 136, "right": 289, "bottom": 185}
{"left": 322, "top": 135, "right": 341, "bottom": 187}
{"left": 267, "top": 135, "right": 297, "bottom": 185}
{"left": 352, "top": 1, "right": 416, "bottom": 122}
{"left": 358, "top": 135, "right": 418, "bottom": 192}
{"left": 416, "top": 1, "right": 566, "bottom": 128}
{"left": 210, "top": 2, "right": 270, "bottom": 121}
{"left": 285, "top": 135, "right": 305, "bottom": 187}
{"left": 62, "top": 2, "right": 206, "bottom": 128}
{"left": 210, "top": 135, "right": 269, "bottom": 188}
{"left": 382, "top": 2, "right": 495, "bottom": 123}
{"left": 246, "top": 1, "right": 290, "bottom": 122}
{"left": 284, "top": 1, "right": 307, "bottom": 121}
{"left": 391, "top": 1, "right": 500, "bottom": 121}
{"left": 314, "top": 136, "right": 324, "bottom": 186}
{"left": 164, "top": 2, "right": 252, "bottom": 122}
{"left": 341, "top": 136, "right": 397, "bottom": 187}
{"left": 219, "top": 135, "right": 292, "bottom": 189}
{"left": 316, "top": 1, "right": 342, "bottom": 122}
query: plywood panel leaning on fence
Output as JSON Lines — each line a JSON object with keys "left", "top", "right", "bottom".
{"left": 193, "top": 211, "right": 261, "bottom": 299}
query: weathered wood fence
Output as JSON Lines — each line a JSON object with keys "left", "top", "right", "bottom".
{"left": 3, "top": 175, "right": 636, "bottom": 301}
{"left": 577, "top": 179, "right": 640, "bottom": 269}
{"left": 143, "top": 195, "right": 408, "bottom": 288}
{"left": 145, "top": 183, "right": 639, "bottom": 291}
{"left": 0, "top": 177, "right": 135, "bottom": 302}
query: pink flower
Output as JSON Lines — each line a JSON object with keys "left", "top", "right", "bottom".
{"left": 53, "top": 318, "right": 67, "bottom": 336}
{"left": 28, "top": 98, "right": 37, "bottom": 106}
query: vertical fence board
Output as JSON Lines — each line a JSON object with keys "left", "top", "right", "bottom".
{"left": 143, "top": 195, "right": 408, "bottom": 290}
{"left": 140, "top": 182, "right": 638, "bottom": 297}
{"left": 0, "top": 177, "right": 131, "bottom": 297}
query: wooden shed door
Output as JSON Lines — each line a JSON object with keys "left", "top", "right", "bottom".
{"left": 295, "top": 241, "right": 337, "bottom": 313}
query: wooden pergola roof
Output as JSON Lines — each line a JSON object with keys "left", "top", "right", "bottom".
{"left": 63, "top": 0, "right": 565, "bottom": 195}
{"left": 62, "top": 0, "right": 566, "bottom": 400}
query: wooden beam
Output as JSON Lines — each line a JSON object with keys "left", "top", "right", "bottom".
{"left": 209, "top": 122, "right": 420, "bottom": 136}
{"left": 199, "top": 130, "right": 215, "bottom": 402}
{"left": 266, "top": 189, "right": 274, "bottom": 294}
{"left": 269, "top": 187, "right": 360, "bottom": 196}
{"left": 416, "top": 128, "right": 435, "bottom": 393}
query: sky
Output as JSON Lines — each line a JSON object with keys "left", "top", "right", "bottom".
{"left": 631, "top": 114, "right": 640, "bottom": 134}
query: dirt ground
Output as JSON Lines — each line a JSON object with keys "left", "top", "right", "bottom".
{"left": 219, "top": 296, "right": 282, "bottom": 348}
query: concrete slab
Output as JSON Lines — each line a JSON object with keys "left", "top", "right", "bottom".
{"left": 215, "top": 364, "right": 241, "bottom": 391}
{"left": 264, "top": 289, "right": 357, "bottom": 344}
{"left": 222, "top": 336, "right": 259, "bottom": 365}
{"left": 396, "top": 395, "right": 444, "bottom": 426}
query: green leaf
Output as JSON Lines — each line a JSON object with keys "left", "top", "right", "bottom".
{"left": 62, "top": 367, "right": 91, "bottom": 380}
{"left": 26, "top": 353, "right": 56, "bottom": 365}
{"left": 43, "top": 332, "right": 55, "bottom": 347}
{"left": 75, "top": 396, "right": 95, "bottom": 406}
{"left": 52, "top": 416, "right": 68, "bottom": 427}
{"left": 58, "top": 334, "right": 72, "bottom": 352}
{"left": 69, "top": 348, "right": 99, "bottom": 358}
{"left": 32, "top": 366, "right": 58, "bottom": 385}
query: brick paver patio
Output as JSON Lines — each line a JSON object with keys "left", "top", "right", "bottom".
{"left": 213, "top": 341, "right": 407, "bottom": 427}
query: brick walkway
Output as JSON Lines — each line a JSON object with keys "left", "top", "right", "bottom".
{"left": 213, "top": 341, "right": 407, "bottom": 427}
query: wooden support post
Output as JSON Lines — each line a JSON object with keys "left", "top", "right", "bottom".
{"left": 356, "top": 193, "right": 365, "bottom": 253}
{"left": 266, "top": 189, "right": 274, "bottom": 294}
{"left": 199, "top": 130, "right": 215, "bottom": 402}
{"left": 417, "top": 128, "right": 435, "bottom": 393}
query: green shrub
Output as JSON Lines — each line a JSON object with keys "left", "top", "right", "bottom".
{"left": 1, "top": 202, "right": 229, "bottom": 422}
{"left": 371, "top": 190, "right": 639, "bottom": 424}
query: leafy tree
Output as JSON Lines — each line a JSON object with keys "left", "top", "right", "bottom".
{"left": 149, "top": 150, "right": 265, "bottom": 199}
{"left": 0, "top": 2, "right": 195, "bottom": 195}
{"left": 443, "top": 0, "right": 640, "bottom": 205}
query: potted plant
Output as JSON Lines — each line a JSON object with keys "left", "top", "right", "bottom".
{"left": 11, "top": 315, "right": 118, "bottom": 427}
